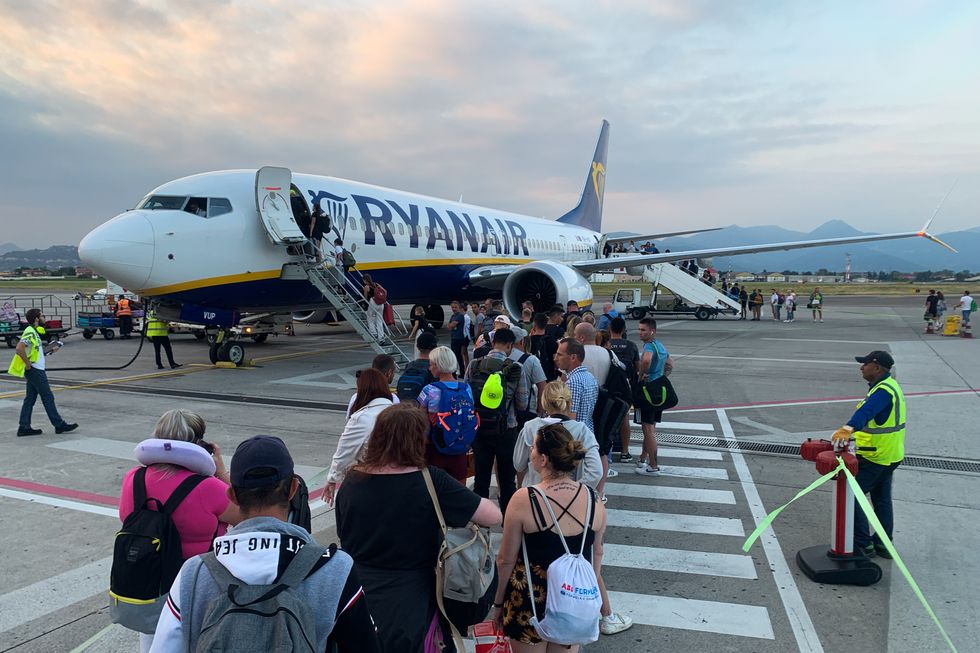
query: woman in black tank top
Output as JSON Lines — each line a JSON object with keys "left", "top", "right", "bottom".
{"left": 490, "top": 423, "right": 608, "bottom": 650}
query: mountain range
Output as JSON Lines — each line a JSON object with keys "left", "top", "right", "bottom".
{"left": 2, "top": 220, "right": 978, "bottom": 273}
{"left": 622, "top": 220, "right": 980, "bottom": 273}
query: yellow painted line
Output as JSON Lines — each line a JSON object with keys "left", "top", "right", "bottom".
{"left": 251, "top": 341, "right": 370, "bottom": 363}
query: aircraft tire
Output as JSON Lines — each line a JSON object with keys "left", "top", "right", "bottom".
{"left": 221, "top": 342, "right": 246, "bottom": 366}
{"left": 209, "top": 343, "right": 221, "bottom": 364}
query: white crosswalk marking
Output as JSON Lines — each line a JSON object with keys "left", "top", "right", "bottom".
{"left": 606, "top": 508, "right": 745, "bottom": 536}
{"left": 603, "top": 542, "right": 758, "bottom": 579}
{"left": 607, "top": 591, "right": 775, "bottom": 639}
{"left": 632, "top": 463, "right": 730, "bottom": 480}
{"left": 603, "top": 482, "right": 736, "bottom": 504}
{"left": 657, "top": 447, "right": 724, "bottom": 461}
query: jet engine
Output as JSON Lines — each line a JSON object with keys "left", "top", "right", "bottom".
{"left": 291, "top": 309, "right": 335, "bottom": 323}
{"left": 502, "top": 261, "right": 593, "bottom": 317}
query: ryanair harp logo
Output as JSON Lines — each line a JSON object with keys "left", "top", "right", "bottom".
{"left": 591, "top": 161, "right": 605, "bottom": 206}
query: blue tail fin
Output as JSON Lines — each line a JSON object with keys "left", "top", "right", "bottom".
{"left": 556, "top": 120, "right": 609, "bottom": 233}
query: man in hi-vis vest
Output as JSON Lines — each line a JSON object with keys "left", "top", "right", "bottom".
{"left": 831, "top": 350, "right": 905, "bottom": 558}
{"left": 10, "top": 308, "right": 78, "bottom": 436}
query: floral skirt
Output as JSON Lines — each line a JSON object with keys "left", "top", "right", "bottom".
{"left": 501, "top": 557, "right": 549, "bottom": 644}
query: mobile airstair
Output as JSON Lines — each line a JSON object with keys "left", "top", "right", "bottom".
{"left": 304, "top": 263, "right": 412, "bottom": 367}
{"left": 644, "top": 264, "right": 742, "bottom": 312}
{"left": 613, "top": 262, "right": 741, "bottom": 320}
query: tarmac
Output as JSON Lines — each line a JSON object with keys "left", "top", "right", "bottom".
{"left": 0, "top": 294, "right": 977, "bottom": 652}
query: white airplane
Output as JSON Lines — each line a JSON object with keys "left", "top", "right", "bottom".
{"left": 79, "top": 120, "right": 952, "bottom": 334}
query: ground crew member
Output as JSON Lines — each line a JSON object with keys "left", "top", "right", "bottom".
{"left": 115, "top": 294, "right": 133, "bottom": 339}
{"left": 831, "top": 350, "right": 904, "bottom": 558}
{"left": 10, "top": 308, "right": 77, "bottom": 436}
{"left": 146, "top": 309, "right": 181, "bottom": 370}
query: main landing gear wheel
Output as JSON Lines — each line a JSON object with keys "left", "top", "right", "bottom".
{"left": 695, "top": 307, "right": 711, "bottom": 321}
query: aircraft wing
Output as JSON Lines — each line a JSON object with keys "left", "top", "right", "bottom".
{"left": 604, "top": 227, "right": 722, "bottom": 244}
{"left": 570, "top": 229, "right": 955, "bottom": 275}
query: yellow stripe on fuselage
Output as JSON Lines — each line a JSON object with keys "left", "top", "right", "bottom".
{"left": 140, "top": 258, "right": 537, "bottom": 296}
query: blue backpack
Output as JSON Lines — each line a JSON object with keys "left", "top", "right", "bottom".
{"left": 430, "top": 382, "right": 479, "bottom": 455}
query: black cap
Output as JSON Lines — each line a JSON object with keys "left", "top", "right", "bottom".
{"left": 230, "top": 435, "right": 294, "bottom": 489}
{"left": 416, "top": 332, "right": 438, "bottom": 351}
{"left": 855, "top": 350, "right": 894, "bottom": 369}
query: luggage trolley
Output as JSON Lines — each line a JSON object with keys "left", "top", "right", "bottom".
{"left": 74, "top": 296, "right": 144, "bottom": 340}
{"left": 1, "top": 295, "right": 73, "bottom": 348}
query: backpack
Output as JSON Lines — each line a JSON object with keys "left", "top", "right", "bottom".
{"left": 372, "top": 283, "right": 388, "bottom": 305}
{"left": 397, "top": 360, "right": 433, "bottom": 401}
{"left": 340, "top": 249, "right": 356, "bottom": 268}
{"left": 287, "top": 474, "right": 312, "bottom": 533}
{"left": 430, "top": 382, "right": 480, "bottom": 455}
{"left": 422, "top": 468, "right": 498, "bottom": 647}
{"left": 522, "top": 486, "right": 600, "bottom": 646}
{"left": 470, "top": 357, "right": 520, "bottom": 435}
{"left": 972, "top": 299, "right": 977, "bottom": 313}
{"left": 109, "top": 468, "right": 207, "bottom": 634}
{"left": 530, "top": 333, "right": 559, "bottom": 381}
{"left": 194, "top": 543, "right": 327, "bottom": 653}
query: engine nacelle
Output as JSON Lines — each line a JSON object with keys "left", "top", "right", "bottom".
{"left": 291, "top": 309, "right": 334, "bottom": 323}
{"left": 502, "top": 261, "right": 593, "bottom": 317}
{"left": 626, "top": 265, "right": 648, "bottom": 276}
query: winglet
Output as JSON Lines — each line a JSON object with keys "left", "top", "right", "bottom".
{"left": 921, "top": 180, "right": 957, "bottom": 233}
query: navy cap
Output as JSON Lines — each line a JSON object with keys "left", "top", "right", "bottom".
{"left": 855, "top": 350, "right": 894, "bottom": 369}
{"left": 230, "top": 435, "right": 294, "bottom": 488}
{"left": 416, "top": 332, "right": 438, "bottom": 351}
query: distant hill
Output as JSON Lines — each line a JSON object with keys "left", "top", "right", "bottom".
{"left": 643, "top": 221, "right": 980, "bottom": 273}
{"left": 0, "top": 245, "right": 80, "bottom": 271}
{"left": 0, "top": 242, "right": 20, "bottom": 256}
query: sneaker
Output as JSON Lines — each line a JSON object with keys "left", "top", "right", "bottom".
{"left": 55, "top": 422, "right": 78, "bottom": 434}
{"left": 600, "top": 613, "right": 634, "bottom": 635}
{"left": 857, "top": 544, "right": 876, "bottom": 558}
{"left": 873, "top": 543, "right": 892, "bottom": 559}
{"left": 157, "top": 365, "right": 165, "bottom": 369}
{"left": 170, "top": 363, "right": 183, "bottom": 369}
{"left": 635, "top": 464, "right": 661, "bottom": 476}
{"left": 619, "top": 452, "right": 633, "bottom": 463}
{"left": 17, "top": 427, "right": 42, "bottom": 437}
{"left": 606, "top": 468, "right": 619, "bottom": 478}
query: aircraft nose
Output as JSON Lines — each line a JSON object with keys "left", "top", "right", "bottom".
{"left": 78, "top": 211, "right": 155, "bottom": 290}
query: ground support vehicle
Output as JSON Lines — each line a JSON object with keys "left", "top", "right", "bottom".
{"left": 74, "top": 297, "right": 144, "bottom": 340}
{"left": 612, "top": 263, "right": 741, "bottom": 321}
{"left": 1, "top": 295, "right": 73, "bottom": 347}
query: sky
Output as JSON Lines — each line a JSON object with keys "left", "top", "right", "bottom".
{"left": 1, "top": 0, "right": 978, "bottom": 249}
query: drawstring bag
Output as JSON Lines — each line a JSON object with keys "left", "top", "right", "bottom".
{"left": 521, "top": 486, "right": 600, "bottom": 645}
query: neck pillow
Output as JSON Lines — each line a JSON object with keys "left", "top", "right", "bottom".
{"left": 134, "top": 438, "right": 216, "bottom": 476}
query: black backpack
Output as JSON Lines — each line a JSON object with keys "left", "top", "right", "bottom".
{"left": 397, "top": 360, "right": 434, "bottom": 402}
{"left": 287, "top": 474, "right": 312, "bottom": 533}
{"left": 602, "top": 350, "right": 632, "bottom": 403}
{"left": 530, "top": 333, "right": 558, "bottom": 381}
{"left": 470, "top": 357, "right": 521, "bottom": 436}
{"left": 109, "top": 467, "right": 206, "bottom": 632}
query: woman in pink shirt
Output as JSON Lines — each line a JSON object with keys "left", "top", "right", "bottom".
{"left": 118, "top": 410, "right": 241, "bottom": 652}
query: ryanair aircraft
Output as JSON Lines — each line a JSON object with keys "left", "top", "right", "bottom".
{"left": 78, "top": 121, "right": 950, "bottom": 329}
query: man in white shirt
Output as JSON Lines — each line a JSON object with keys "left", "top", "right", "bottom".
{"left": 958, "top": 291, "right": 974, "bottom": 327}
{"left": 770, "top": 289, "right": 781, "bottom": 321}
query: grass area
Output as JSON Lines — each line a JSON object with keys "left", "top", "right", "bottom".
{"left": 0, "top": 278, "right": 105, "bottom": 293}
{"left": 591, "top": 281, "right": 980, "bottom": 297}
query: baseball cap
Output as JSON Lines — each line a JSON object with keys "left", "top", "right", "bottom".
{"left": 416, "top": 332, "right": 438, "bottom": 351}
{"left": 854, "top": 350, "right": 894, "bottom": 369}
{"left": 494, "top": 315, "right": 513, "bottom": 327}
{"left": 511, "top": 325, "right": 528, "bottom": 341}
{"left": 230, "top": 435, "right": 294, "bottom": 488}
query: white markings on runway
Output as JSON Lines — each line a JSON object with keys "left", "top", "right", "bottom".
{"left": 606, "top": 591, "right": 775, "bottom": 639}
{"left": 0, "top": 488, "right": 117, "bottom": 517}
{"left": 675, "top": 354, "right": 854, "bottom": 366}
{"left": 603, "top": 542, "right": 758, "bottom": 579}
{"left": 270, "top": 364, "right": 364, "bottom": 388}
{"left": 717, "top": 408, "right": 824, "bottom": 652}
{"left": 606, "top": 508, "right": 745, "bottom": 536}
{"left": 0, "top": 556, "right": 112, "bottom": 634}
{"left": 760, "top": 337, "right": 890, "bottom": 344}
{"left": 656, "top": 421, "right": 716, "bottom": 432}
{"left": 47, "top": 437, "right": 324, "bottom": 481}
{"left": 602, "top": 482, "right": 736, "bottom": 505}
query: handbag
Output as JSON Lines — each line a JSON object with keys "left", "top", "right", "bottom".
{"left": 422, "top": 468, "right": 498, "bottom": 650}
{"left": 640, "top": 376, "right": 678, "bottom": 410}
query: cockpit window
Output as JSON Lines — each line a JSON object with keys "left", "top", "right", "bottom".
{"left": 185, "top": 197, "right": 208, "bottom": 217}
{"left": 140, "top": 195, "right": 187, "bottom": 210}
{"left": 208, "top": 198, "right": 232, "bottom": 217}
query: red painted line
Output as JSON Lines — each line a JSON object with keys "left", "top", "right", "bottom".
{"left": 674, "top": 388, "right": 978, "bottom": 411}
{"left": 0, "top": 476, "right": 118, "bottom": 507}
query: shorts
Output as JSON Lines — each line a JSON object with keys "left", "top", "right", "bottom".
{"left": 633, "top": 385, "right": 663, "bottom": 425}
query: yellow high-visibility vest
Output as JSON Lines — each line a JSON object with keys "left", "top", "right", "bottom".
{"left": 854, "top": 376, "right": 906, "bottom": 466}
{"left": 145, "top": 311, "right": 169, "bottom": 338}
{"left": 7, "top": 326, "right": 41, "bottom": 378}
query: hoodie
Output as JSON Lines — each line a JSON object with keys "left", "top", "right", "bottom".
{"left": 149, "top": 517, "right": 379, "bottom": 653}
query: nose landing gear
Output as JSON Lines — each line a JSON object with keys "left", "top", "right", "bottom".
{"left": 208, "top": 330, "right": 247, "bottom": 366}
